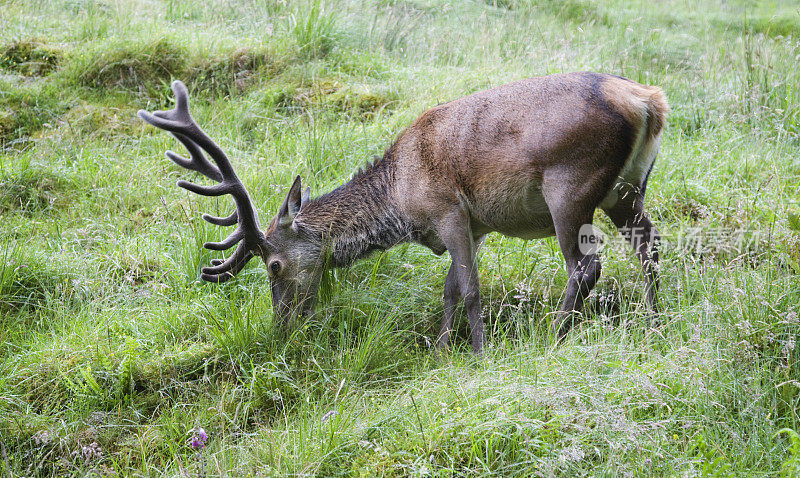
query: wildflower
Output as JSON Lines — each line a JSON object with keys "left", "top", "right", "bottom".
{"left": 786, "top": 335, "right": 796, "bottom": 351}
{"left": 188, "top": 426, "right": 209, "bottom": 478}
{"left": 321, "top": 410, "right": 337, "bottom": 424}
{"left": 71, "top": 442, "right": 102, "bottom": 463}
{"left": 190, "top": 426, "right": 208, "bottom": 450}
{"left": 33, "top": 430, "right": 53, "bottom": 445}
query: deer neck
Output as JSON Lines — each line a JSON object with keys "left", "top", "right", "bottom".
{"left": 295, "top": 156, "right": 412, "bottom": 267}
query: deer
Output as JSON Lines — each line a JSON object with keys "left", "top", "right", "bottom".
{"left": 138, "top": 73, "right": 668, "bottom": 353}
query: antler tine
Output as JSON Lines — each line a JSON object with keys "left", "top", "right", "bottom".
{"left": 176, "top": 179, "right": 231, "bottom": 197}
{"left": 166, "top": 133, "right": 223, "bottom": 182}
{"left": 136, "top": 80, "right": 193, "bottom": 130}
{"left": 200, "top": 244, "right": 254, "bottom": 283}
{"left": 203, "top": 229, "right": 244, "bottom": 251}
{"left": 138, "top": 80, "right": 266, "bottom": 284}
{"left": 202, "top": 211, "right": 238, "bottom": 227}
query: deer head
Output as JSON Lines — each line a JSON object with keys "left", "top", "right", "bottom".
{"left": 261, "top": 175, "right": 326, "bottom": 323}
{"left": 138, "top": 81, "right": 324, "bottom": 324}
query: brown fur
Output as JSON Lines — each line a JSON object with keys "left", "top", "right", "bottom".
{"left": 391, "top": 73, "right": 656, "bottom": 242}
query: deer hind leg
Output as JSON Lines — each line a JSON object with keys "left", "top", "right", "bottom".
{"left": 603, "top": 191, "right": 661, "bottom": 318}
{"left": 545, "top": 187, "right": 606, "bottom": 339}
{"left": 550, "top": 227, "right": 603, "bottom": 339}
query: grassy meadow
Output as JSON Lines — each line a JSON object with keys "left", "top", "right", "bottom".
{"left": 1, "top": 0, "right": 800, "bottom": 475}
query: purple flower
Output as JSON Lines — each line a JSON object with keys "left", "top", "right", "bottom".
{"left": 321, "top": 410, "right": 337, "bottom": 424}
{"left": 189, "top": 426, "right": 208, "bottom": 450}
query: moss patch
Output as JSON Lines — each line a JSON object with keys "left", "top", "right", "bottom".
{"left": 62, "top": 102, "right": 139, "bottom": 139}
{"left": 268, "top": 78, "right": 398, "bottom": 120}
{"left": 0, "top": 40, "right": 62, "bottom": 77}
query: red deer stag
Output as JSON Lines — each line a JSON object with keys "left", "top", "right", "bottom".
{"left": 139, "top": 74, "right": 668, "bottom": 353}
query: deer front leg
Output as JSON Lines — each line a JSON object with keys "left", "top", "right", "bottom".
{"left": 438, "top": 209, "right": 485, "bottom": 353}
{"left": 436, "top": 262, "right": 460, "bottom": 350}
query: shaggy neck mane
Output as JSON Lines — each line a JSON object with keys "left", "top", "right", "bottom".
{"left": 294, "top": 153, "right": 412, "bottom": 267}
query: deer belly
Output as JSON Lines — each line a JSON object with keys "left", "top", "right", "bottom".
{"left": 470, "top": 189, "right": 555, "bottom": 240}
{"left": 509, "top": 216, "right": 556, "bottom": 239}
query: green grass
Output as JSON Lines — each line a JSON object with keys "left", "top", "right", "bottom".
{"left": 1, "top": 0, "right": 799, "bottom": 475}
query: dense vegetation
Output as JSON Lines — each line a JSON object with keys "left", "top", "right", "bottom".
{"left": 1, "top": 0, "right": 799, "bottom": 475}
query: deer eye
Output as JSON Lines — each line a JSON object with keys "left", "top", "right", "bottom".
{"left": 269, "top": 260, "right": 282, "bottom": 275}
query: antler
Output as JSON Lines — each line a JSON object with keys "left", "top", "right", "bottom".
{"left": 138, "top": 80, "right": 265, "bottom": 283}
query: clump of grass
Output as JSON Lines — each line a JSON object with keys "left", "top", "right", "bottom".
{"left": 489, "top": 0, "right": 609, "bottom": 26}
{"left": 247, "top": 360, "right": 305, "bottom": 415}
{"left": 630, "top": 42, "right": 699, "bottom": 75}
{"left": 0, "top": 40, "right": 63, "bottom": 76}
{"left": 2, "top": 341, "right": 217, "bottom": 475}
{"left": 716, "top": 13, "right": 800, "bottom": 39}
{"left": 290, "top": 1, "right": 340, "bottom": 58}
{"left": 785, "top": 214, "right": 800, "bottom": 272}
{"left": 484, "top": 0, "right": 517, "bottom": 10}
{"left": 0, "top": 156, "right": 73, "bottom": 214}
{"left": 64, "top": 40, "right": 283, "bottom": 100}
{"left": 323, "top": 81, "right": 398, "bottom": 119}
{"left": 65, "top": 38, "right": 187, "bottom": 97}
{"left": 104, "top": 250, "right": 166, "bottom": 288}
{"left": 786, "top": 240, "right": 800, "bottom": 272}
{"left": 0, "top": 242, "right": 73, "bottom": 312}
{"left": 541, "top": 0, "right": 609, "bottom": 25}
{"left": 188, "top": 47, "right": 278, "bottom": 98}
{"left": 668, "top": 102, "right": 709, "bottom": 137}
{"left": 752, "top": 14, "right": 800, "bottom": 38}
{"left": 665, "top": 193, "right": 710, "bottom": 223}
{"left": 0, "top": 80, "right": 64, "bottom": 146}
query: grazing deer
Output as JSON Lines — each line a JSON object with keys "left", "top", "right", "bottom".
{"left": 139, "top": 73, "right": 668, "bottom": 353}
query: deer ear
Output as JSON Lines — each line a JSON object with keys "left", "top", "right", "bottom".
{"left": 278, "top": 176, "right": 303, "bottom": 224}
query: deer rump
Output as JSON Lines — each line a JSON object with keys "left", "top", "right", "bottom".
{"left": 139, "top": 72, "right": 669, "bottom": 353}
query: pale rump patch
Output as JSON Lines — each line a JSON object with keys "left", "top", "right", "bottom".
{"left": 599, "top": 78, "right": 669, "bottom": 209}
